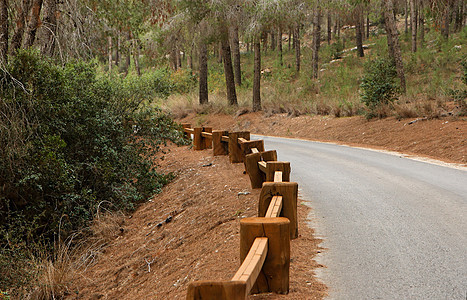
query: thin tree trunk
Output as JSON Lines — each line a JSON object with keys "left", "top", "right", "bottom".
{"left": 333, "top": 13, "right": 338, "bottom": 39}
{"left": 452, "top": 0, "right": 458, "bottom": 32}
{"left": 261, "top": 31, "right": 268, "bottom": 53}
{"left": 270, "top": 29, "right": 276, "bottom": 51}
{"left": 231, "top": 25, "right": 242, "bottom": 86}
{"left": 253, "top": 38, "right": 261, "bottom": 112}
{"left": 295, "top": 25, "right": 301, "bottom": 72}
{"left": 199, "top": 40, "right": 208, "bottom": 104}
{"left": 442, "top": 3, "right": 451, "bottom": 39}
{"left": 410, "top": 0, "right": 417, "bottom": 52}
{"left": 40, "top": 0, "right": 57, "bottom": 56}
{"left": 10, "top": 0, "right": 31, "bottom": 54}
{"left": 108, "top": 36, "right": 112, "bottom": 73}
{"left": 278, "top": 26, "right": 283, "bottom": 66}
{"left": 288, "top": 28, "right": 292, "bottom": 50}
{"left": 123, "top": 32, "right": 131, "bottom": 76}
{"left": 115, "top": 34, "right": 120, "bottom": 66}
{"left": 187, "top": 47, "right": 193, "bottom": 70}
{"left": 384, "top": 0, "right": 406, "bottom": 94}
{"left": 337, "top": 17, "right": 341, "bottom": 39}
{"left": 133, "top": 39, "right": 141, "bottom": 76}
{"left": 327, "top": 10, "right": 331, "bottom": 44}
{"left": 419, "top": 0, "right": 425, "bottom": 45}
{"left": 0, "top": 0, "right": 8, "bottom": 62}
{"left": 312, "top": 6, "right": 321, "bottom": 79}
{"left": 356, "top": 5, "right": 364, "bottom": 57}
{"left": 22, "top": 0, "right": 43, "bottom": 48}
{"left": 176, "top": 47, "right": 182, "bottom": 69}
{"left": 221, "top": 32, "right": 237, "bottom": 106}
{"left": 405, "top": 0, "right": 409, "bottom": 34}
{"left": 366, "top": 11, "right": 370, "bottom": 39}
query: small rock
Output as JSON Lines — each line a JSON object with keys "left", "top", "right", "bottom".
{"left": 165, "top": 215, "right": 173, "bottom": 223}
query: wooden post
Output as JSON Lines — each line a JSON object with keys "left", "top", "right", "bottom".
{"left": 182, "top": 123, "right": 192, "bottom": 139}
{"left": 239, "top": 217, "right": 290, "bottom": 295}
{"left": 212, "top": 130, "right": 229, "bottom": 156}
{"left": 259, "top": 182, "right": 298, "bottom": 239}
{"left": 193, "top": 127, "right": 204, "bottom": 150}
{"left": 186, "top": 281, "right": 246, "bottom": 300}
{"left": 240, "top": 140, "right": 265, "bottom": 161}
{"left": 228, "top": 132, "right": 250, "bottom": 163}
{"left": 265, "top": 162, "right": 291, "bottom": 182}
{"left": 203, "top": 127, "right": 213, "bottom": 149}
{"left": 244, "top": 150, "right": 278, "bottom": 189}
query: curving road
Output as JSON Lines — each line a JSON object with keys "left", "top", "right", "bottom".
{"left": 256, "top": 135, "right": 467, "bottom": 300}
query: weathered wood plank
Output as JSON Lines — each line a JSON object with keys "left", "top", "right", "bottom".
{"left": 251, "top": 148, "right": 259, "bottom": 154}
{"left": 265, "top": 196, "right": 283, "bottom": 218}
{"left": 202, "top": 127, "right": 212, "bottom": 149}
{"left": 258, "top": 161, "right": 267, "bottom": 173}
{"left": 244, "top": 150, "right": 278, "bottom": 189}
{"left": 221, "top": 135, "right": 229, "bottom": 142}
{"left": 228, "top": 132, "right": 250, "bottom": 163}
{"left": 274, "top": 171, "right": 283, "bottom": 183}
{"left": 265, "top": 161, "right": 290, "bottom": 182}
{"left": 212, "top": 130, "right": 229, "bottom": 156}
{"left": 231, "top": 237, "right": 268, "bottom": 296}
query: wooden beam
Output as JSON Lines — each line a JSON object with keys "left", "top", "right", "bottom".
{"left": 274, "top": 171, "right": 283, "bottom": 183}
{"left": 265, "top": 196, "right": 283, "bottom": 218}
{"left": 213, "top": 130, "right": 229, "bottom": 156}
{"left": 221, "top": 135, "right": 229, "bottom": 143}
{"left": 231, "top": 237, "right": 268, "bottom": 296}
{"left": 258, "top": 161, "right": 267, "bottom": 173}
{"left": 251, "top": 148, "right": 259, "bottom": 154}
{"left": 201, "top": 132, "right": 213, "bottom": 138}
{"left": 185, "top": 128, "right": 194, "bottom": 133}
{"left": 186, "top": 281, "right": 247, "bottom": 300}
{"left": 238, "top": 137, "right": 248, "bottom": 144}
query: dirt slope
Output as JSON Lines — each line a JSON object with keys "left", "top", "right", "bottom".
{"left": 69, "top": 145, "right": 327, "bottom": 299}
{"left": 179, "top": 113, "right": 467, "bottom": 166}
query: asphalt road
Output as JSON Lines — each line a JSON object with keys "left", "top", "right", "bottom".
{"left": 256, "top": 135, "right": 467, "bottom": 300}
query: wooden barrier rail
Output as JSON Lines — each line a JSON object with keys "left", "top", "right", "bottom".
{"left": 181, "top": 123, "right": 298, "bottom": 299}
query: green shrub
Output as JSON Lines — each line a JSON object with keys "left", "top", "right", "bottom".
{"left": 0, "top": 49, "right": 188, "bottom": 291}
{"left": 359, "top": 57, "right": 399, "bottom": 118}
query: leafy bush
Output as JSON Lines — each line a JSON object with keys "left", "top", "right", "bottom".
{"left": 0, "top": 50, "right": 188, "bottom": 291}
{"left": 360, "top": 57, "right": 399, "bottom": 118}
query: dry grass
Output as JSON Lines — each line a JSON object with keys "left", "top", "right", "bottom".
{"left": 11, "top": 209, "right": 126, "bottom": 300}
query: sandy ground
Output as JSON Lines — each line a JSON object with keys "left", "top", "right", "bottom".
{"left": 68, "top": 145, "right": 327, "bottom": 299}
{"left": 179, "top": 113, "right": 467, "bottom": 166}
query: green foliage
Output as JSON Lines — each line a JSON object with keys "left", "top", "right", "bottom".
{"left": 360, "top": 57, "right": 399, "bottom": 118}
{"left": 0, "top": 50, "right": 189, "bottom": 290}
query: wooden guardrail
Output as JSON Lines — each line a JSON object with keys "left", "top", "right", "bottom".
{"left": 181, "top": 123, "right": 299, "bottom": 299}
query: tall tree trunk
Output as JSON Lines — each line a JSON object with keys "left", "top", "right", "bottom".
{"left": 327, "top": 10, "right": 331, "bottom": 44}
{"left": 187, "top": 47, "right": 193, "bottom": 70}
{"left": 108, "top": 36, "right": 112, "bottom": 73}
{"left": 366, "top": 11, "right": 370, "bottom": 39}
{"left": 441, "top": 3, "right": 451, "bottom": 39}
{"left": 356, "top": 5, "right": 364, "bottom": 57}
{"left": 253, "top": 38, "right": 261, "bottom": 112}
{"left": 199, "top": 40, "right": 208, "bottom": 104}
{"left": 452, "top": 0, "right": 458, "bottom": 32}
{"left": 410, "top": 0, "right": 417, "bottom": 52}
{"left": 419, "top": 0, "right": 425, "bottom": 46}
{"left": 115, "top": 35, "right": 120, "bottom": 67}
{"left": 221, "top": 32, "right": 237, "bottom": 106}
{"left": 176, "top": 46, "right": 182, "bottom": 69}
{"left": 261, "top": 31, "right": 268, "bottom": 53}
{"left": 10, "top": 0, "right": 31, "bottom": 54}
{"left": 270, "top": 29, "right": 276, "bottom": 51}
{"left": 288, "top": 28, "right": 292, "bottom": 50}
{"left": 171, "top": 46, "right": 177, "bottom": 71}
{"left": 295, "top": 25, "right": 301, "bottom": 72}
{"left": 405, "top": 0, "right": 409, "bottom": 34}
{"left": 40, "top": 0, "right": 57, "bottom": 56}
{"left": 0, "top": 0, "right": 8, "bottom": 62}
{"left": 333, "top": 13, "right": 338, "bottom": 39}
{"left": 337, "top": 17, "right": 341, "bottom": 39}
{"left": 278, "top": 26, "right": 283, "bottom": 66}
{"left": 231, "top": 25, "right": 242, "bottom": 86}
{"left": 122, "top": 32, "right": 131, "bottom": 76}
{"left": 133, "top": 39, "right": 141, "bottom": 76}
{"left": 384, "top": 0, "right": 406, "bottom": 94}
{"left": 312, "top": 6, "right": 321, "bottom": 79}
{"left": 22, "top": 0, "right": 43, "bottom": 48}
